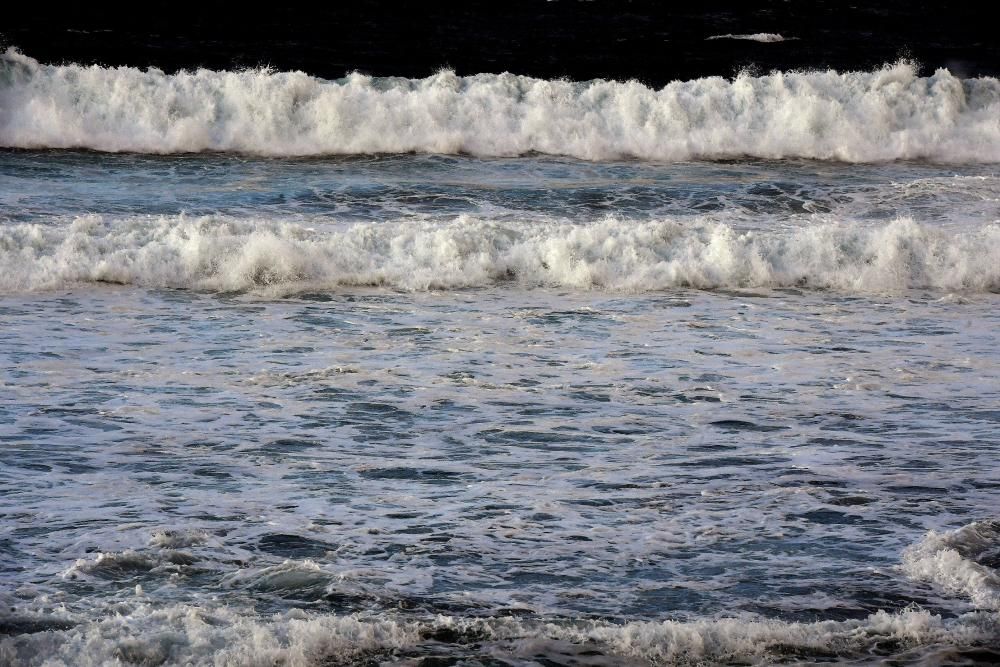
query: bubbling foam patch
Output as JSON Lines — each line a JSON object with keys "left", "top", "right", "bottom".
{"left": 3, "top": 524, "right": 999, "bottom": 665}
{"left": 2, "top": 49, "right": 999, "bottom": 162}
{"left": 1, "top": 603, "right": 997, "bottom": 667}
{"left": 0, "top": 214, "right": 997, "bottom": 294}
{"left": 903, "top": 520, "right": 1000, "bottom": 610}
{"left": 706, "top": 33, "right": 791, "bottom": 42}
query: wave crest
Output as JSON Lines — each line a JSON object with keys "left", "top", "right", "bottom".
{"left": 2, "top": 603, "right": 996, "bottom": 667}
{"left": 903, "top": 521, "right": 1000, "bottom": 610}
{"left": 706, "top": 33, "right": 790, "bottom": 43}
{"left": 1, "top": 215, "right": 997, "bottom": 294}
{"left": 6, "top": 525, "right": 1000, "bottom": 665}
{"left": 2, "top": 50, "right": 999, "bottom": 162}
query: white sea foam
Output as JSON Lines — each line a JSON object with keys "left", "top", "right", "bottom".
{"left": 1, "top": 214, "right": 998, "bottom": 294}
{"left": 1, "top": 602, "right": 996, "bottom": 667}
{"left": 4, "top": 521, "right": 1000, "bottom": 665}
{"left": 903, "top": 521, "right": 1000, "bottom": 610}
{"left": 706, "top": 33, "right": 791, "bottom": 43}
{"left": 507, "top": 610, "right": 997, "bottom": 664}
{"left": 2, "top": 49, "right": 999, "bottom": 162}
{"left": 148, "top": 528, "right": 210, "bottom": 549}
{"left": 0, "top": 604, "right": 421, "bottom": 667}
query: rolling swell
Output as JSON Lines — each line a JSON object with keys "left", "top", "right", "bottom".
{"left": 1, "top": 214, "right": 998, "bottom": 293}
{"left": 2, "top": 49, "right": 1000, "bottom": 162}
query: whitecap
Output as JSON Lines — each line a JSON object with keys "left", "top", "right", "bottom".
{"left": 1, "top": 214, "right": 997, "bottom": 294}
{"left": 2, "top": 50, "right": 998, "bottom": 162}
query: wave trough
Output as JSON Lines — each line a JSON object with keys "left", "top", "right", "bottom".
{"left": 2, "top": 50, "right": 1000, "bottom": 162}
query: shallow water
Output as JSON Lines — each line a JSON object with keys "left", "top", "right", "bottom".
{"left": 1, "top": 146, "right": 999, "bottom": 665}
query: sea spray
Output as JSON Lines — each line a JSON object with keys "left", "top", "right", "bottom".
{"left": 3, "top": 50, "right": 999, "bottom": 162}
{"left": 1, "top": 214, "right": 997, "bottom": 293}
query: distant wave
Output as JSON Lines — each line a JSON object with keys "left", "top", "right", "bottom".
{"left": 2, "top": 49, "right": 999, "bottom": 162}
{"left": 706, "top": 33, "right": 791, "bottom": 43}
{"left": 1, "top": 214, "right": 997, "bottom": 294}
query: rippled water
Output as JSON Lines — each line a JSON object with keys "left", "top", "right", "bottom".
{"left": 2, "top": 151, "right": 999, "bottom": 224}
{"left": 1, "top": 150, "right": 999, "bottom": 665}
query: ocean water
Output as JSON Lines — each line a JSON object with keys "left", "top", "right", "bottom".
{"left": 1, "top": 51, "right": 1000, "bottom": 665}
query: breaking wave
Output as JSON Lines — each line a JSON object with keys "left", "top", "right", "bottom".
{"left": 2, "top": 599, "right": 997, "bottom": 666}
{"left": 706, "top": 33, "right": 791, "bottom": 43}
{"left": 2, "top": 49, "right": 999, "bottom": 162}
{"left": 903, "top": 520, "right": 1000, "bottom": 611}
{"left": 3, "top": 523, "right": 999, "bottom": 665}
{"left": 1, "top": 214, "right": 997, "bottom": 294}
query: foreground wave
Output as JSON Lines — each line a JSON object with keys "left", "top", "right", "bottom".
{"left": 3, "top": 605, "right": 997, "bottom": 666}
{"left": 1, "top": 215, "right": 997, "bottom": 294}
{"left": 3, "top": 523, "right": 998, "bottom": 666}
{"left": 904, "top": 520, "right": 1000, "bottom": 611}
{"left": 2, "top": 50, "right": 1000, "bottom": 162}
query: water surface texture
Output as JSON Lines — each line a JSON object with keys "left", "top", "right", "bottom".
{"left": 1, "top": 52, "right": 1000, "bottom": 666}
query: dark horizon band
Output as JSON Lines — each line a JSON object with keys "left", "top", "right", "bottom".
{"left": 4, "top": 1, "right": 999, "bottom": 86}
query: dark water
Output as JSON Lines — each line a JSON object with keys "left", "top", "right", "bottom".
{"left": 5, "top": 2, "right": 1000, "bottom": 84}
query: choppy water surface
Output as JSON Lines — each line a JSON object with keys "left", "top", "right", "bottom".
{"left": 1, "top": 149, "right": 999, "bottom": 665}
{"left": 2, "top": 150, "right": 999, "bottom": 224}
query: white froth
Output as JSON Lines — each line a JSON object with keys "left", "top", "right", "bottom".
{"left": 2, "top": 603, "right": 996, "bottom": 667}
{"left": 903, "top": 521, "right": 1000, "bottom": 610}
{"left": 149, "top": 529, "right": 210, "bottom": 549}
{"left": 706, "top": 33, "right": 791, "bottom": 42}
{"left": 0, "top": 604, "right": 421, "bottom": 667}
{"left": 2, "top": 50, "right": 999, "bottom": 162}
{"left": 1, "top": 214, "right": 997, "bottom": 294}
{"left": 531, "top": 609, "right": 989, "bottom": 663}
